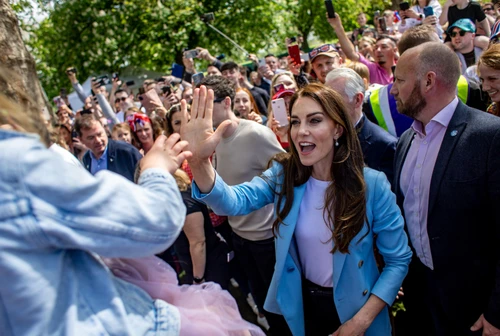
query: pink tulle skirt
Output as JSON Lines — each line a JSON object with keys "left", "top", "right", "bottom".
{"left": 103, "top": 255, "right": 265, "bottom": 336}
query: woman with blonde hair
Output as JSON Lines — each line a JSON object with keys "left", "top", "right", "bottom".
{"left": 266, "top": 71, "right": 298, "bottom": 149}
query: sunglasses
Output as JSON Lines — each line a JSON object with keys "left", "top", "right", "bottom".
{"left": 213, "top": 97, "right": 225, "bottom": 103}
{"left": 309, "top": 44, "right": 333, "bottom": 58}
{"left": 484, "top": 7, "right": 494, "bottom": 11}
{"left": 115, "top": 97, "right": 127, "bottom": 103}
{"left": 450, "top": 30, "right": 468, "bottom": 37}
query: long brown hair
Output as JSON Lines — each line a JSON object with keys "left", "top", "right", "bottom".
{"left": 270, "top": 83, "right": 367, "bottom": 254}
{"left": 235, "top": 87, "right": 262, "bottom": 116}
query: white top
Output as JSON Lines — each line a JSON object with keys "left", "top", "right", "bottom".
{"left": 295, "top": 176, "right": 334, "bottom": 287}
{"left": 49, "top": 144, "right": 82, "bottom": 167}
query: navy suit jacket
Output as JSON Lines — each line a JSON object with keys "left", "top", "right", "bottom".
{"left": 357, "top": 115, "right": 397, "bottom": 184}
{"left": 83, "top": 139, "right": 142, "bottom": 182}
{"left": 394, "top": 101, "right": 500, "bottom": 328}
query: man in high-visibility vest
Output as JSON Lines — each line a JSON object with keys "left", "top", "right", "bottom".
{"left": 363, "top": 25, "right": 488, "bottom": 138}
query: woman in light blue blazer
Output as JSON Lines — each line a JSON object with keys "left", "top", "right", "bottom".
{"left": 182, "top": 83, "right": 412, "bottom": 336}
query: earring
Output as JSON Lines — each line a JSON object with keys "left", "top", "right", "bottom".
{"left": 335, "top": 138, "right": 339, "bottom": 147}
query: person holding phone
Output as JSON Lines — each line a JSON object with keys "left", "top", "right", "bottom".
{"left": 266, "top": 71, "right": 298, "bottom": 149}
{"left": 182, "top": 83, "right": 411, "bottom": 336}
{"left": 399, "top": 0, "right": 444, "bottom": 37}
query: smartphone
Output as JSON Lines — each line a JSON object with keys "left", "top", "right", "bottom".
{"left": 325, "top": 0, "right": 335, "bottom": 19}
{"left": 259, "top": 59, "right": 266, "bottom": 67}
{"left": 66, "top": 67, "right": 77, "bottom": 75}
{"left": 60, "top": 88, "right": 67, "bottom": 99}
{"left": 301, "top": 53, "right": 310, "bottom": 61}
{"left": 378, "top": 17, "right": 387, "bottom": 32}
{"left": 399, "top": 2, "right": 410, "bottom": 11}
{"left": 125, "top": 80, "right": 135, "bottom": 86}
{"left": 53, "top": 96, "right": 63, "bottom": 108}
{"left": 162, "top": 86, "right": 172, "bottom": 95}
{"left": 112, "top": 72, "right": 119, "bottom": 80}
{"left": 184, "top": 49, "right": 199, "bottom": 59}
{"left": 272, "top": 98, "right": 289, "bottom": 127}
{"left": 201, "top": 12, "right": 215, "bottom": 22}
{"left": 423, "top": 6, "right": 434, "bottom": 17}
{"left": 374, "top": 10, "right": 380, "bottom": 18}
{"left": 171, "top": 63, "right": 185, "bottom": 79}
{"left": 289, "top": 36, "right": 297, "bottom": 43}
{"left": 71, "top": 129, "right": 78, "bottom": 139}
{"left": 288, "top": 44, "right": 301, "bottom": 65}
{"left": 192, "top": 72, "right": 205, "bottom": 86}
{"left": 96, "top": 75, "right": 110, "bottom": 86}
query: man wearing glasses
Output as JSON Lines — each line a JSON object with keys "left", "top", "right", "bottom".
{"left": 449, "top": 19, "right": 484, "bottom": 73}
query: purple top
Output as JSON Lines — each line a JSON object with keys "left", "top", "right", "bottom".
{"left": 358, "top": 54, "right": 393, "bottom": 86}
{"left": 295, "top": 176, "right": 333, "bottom": 287}
{"left": 400, "top": 97, "right": 458, "bottom": 270}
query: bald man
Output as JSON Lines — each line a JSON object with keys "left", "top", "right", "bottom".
{"left": 392, "top": 42, "right": 500, "bottom": 335}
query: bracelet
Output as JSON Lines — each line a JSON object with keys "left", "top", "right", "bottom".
{"left": 193, "top": 276, "right": 205, "bottom": 283}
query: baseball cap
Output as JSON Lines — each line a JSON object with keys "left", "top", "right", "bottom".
{"left": 447, "top": 18, "right": 476, "bottom": 34}
{"left": 308, "top": 44, "right": 340, "bottom": 63}
{"left": 272, "top": 89, "right": 295, "bottom": 100}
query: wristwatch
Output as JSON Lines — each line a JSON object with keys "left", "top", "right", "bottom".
{"left": 193, "top": 276, "right": 205, "bottom": 283}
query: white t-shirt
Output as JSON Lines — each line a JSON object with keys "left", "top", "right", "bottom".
{"left": 49, "top": 144, "right": 82, "bottom": 167}
{"left": 295, "top": 176, "right": 334, "bottom": 287}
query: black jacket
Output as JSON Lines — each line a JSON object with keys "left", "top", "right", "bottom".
{"left": 357, "top": 115, "right": 397, "bottom": 184}
{"left": 83, "top": 139, "right": 142, "bottom": 182}
{"left": 394, "top": 101, "right": 500, "bottom": 329}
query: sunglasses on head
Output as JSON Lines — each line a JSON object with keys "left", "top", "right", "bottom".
{"left": 115, "top": 97, "right": 127, "bottom": 103}
{"left": 450, "top": 30, "right": 468, "bottom": 37}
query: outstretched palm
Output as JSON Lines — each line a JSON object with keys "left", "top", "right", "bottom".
{"left": 180, "top": 86, "right": 231, "bottom": 164}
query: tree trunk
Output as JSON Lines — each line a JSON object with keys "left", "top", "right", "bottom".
{"left": 0, "top": 0, "right": 52, "bottom": 119}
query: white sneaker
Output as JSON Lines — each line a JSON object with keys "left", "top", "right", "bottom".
{"left": 246, "top": 294, "right": 259, "bottom": 316}
{"left": 230, "top": 278, "right": 239, "bottom": 288}
{"left": 257, "top": 315, "right": 270, "bottom": 331}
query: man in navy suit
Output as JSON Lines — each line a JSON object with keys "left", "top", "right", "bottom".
{"left": 325, "top": 68, "right": 397, "bottom": 183}
{"left": 75, "top": 114, "right": 142, "bottom": 182}
{"left": 392, "top": 42, "right": 500, "bottom": 335}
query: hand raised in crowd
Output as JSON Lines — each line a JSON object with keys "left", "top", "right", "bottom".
{"left": 140, "top": 134, "right": 191, "bottom": 175}
{"left": 66, "top": 67, "right": 77, "bottom": 83}
{"left": 91, "top": 79, "right": 102, "bottom": 94}
{"left": 423, "top": 15, "right": 437, "bottom": 26}
{"left": 180, "top": 86, "right": 232, "bottom": 165}
{"left": 403, "top": 9, "right": 419, "bottom": 19}
{"left": 112, "top": 76, "right": 122, "bottom": 89}
{"left": 270, "top": 117, "right": 288, "bottom": 139}
{"left": 149, "top": 99, "right": 168, "bottom": 118}
{"left": 247, "top": 53, "right": 259, "bottom": 65}
{"left": 286, "top": 56, "right": 303, "bottom": 76}
{"left": 72, "top": 137, "right": 88, "bottom": 152}
{"left": 247, "top": 111, "right": 263, "bottom": 124}
{"left": 196, "top": 47, "right": 216, "bottom": 63}
{"left": 471, "top": 314, "right": 500, "bottom": 336}
{"left": 182, "top": 53, "right": 196, "bottom": 74}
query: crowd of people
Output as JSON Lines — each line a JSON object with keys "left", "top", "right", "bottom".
{"left": 2, "top": 0, "right": 500, "bottom": 335}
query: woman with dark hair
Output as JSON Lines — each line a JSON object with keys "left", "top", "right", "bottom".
{"left": 182, "top": 84, "right": 412, "bottom": 336}
{"left": 127, "top": 113, "right": 164, "bottom": 154}
{"left": 166, "top": 103, "right": 190, "bottom": 136}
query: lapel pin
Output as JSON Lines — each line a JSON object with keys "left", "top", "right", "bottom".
{"left": 110, "top": 158, "right": 114, "bottom": 162}
{"left": 450, "top": 130, "right": 458, "bottom": 137}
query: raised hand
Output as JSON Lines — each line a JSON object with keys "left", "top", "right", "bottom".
{"left": 140, "top": 134, "right": 192, "bottom": 175}
{"left": 180, "top": 86, "right": 231, "bottom": 165}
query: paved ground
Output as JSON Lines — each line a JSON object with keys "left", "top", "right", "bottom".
{"left": 227, "top": 283, "right": 270, "bottom": 335}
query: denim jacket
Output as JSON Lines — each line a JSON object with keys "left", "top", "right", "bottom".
{"left": 0, "top": 130, "right": 185, "bottom": 336}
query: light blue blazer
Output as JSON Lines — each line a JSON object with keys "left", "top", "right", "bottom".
{"left": 193, "top": 163, "right": 412, "bottom": 336}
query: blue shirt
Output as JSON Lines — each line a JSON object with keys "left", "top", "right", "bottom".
{"left": 90, "top": 146, "right": 108, "bottom": 175}
{"left": 0, "top": 129, "right": 185, "bottom": 335}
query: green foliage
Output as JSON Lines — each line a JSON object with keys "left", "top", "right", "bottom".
{"left": 18, "top": 0, "right": 287, "bottom": 98}
{"left": 12, "top": 0, "right": 398, "bottom": 98}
